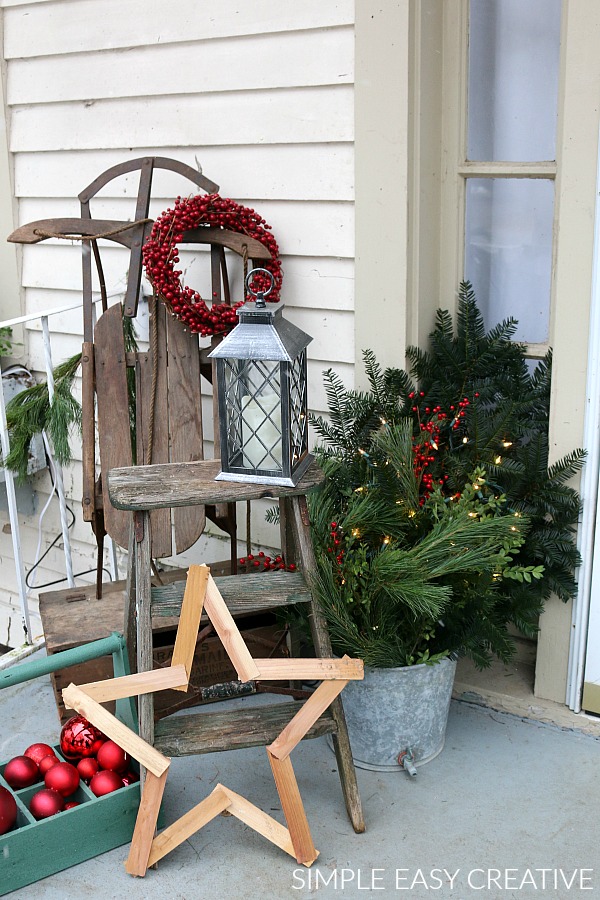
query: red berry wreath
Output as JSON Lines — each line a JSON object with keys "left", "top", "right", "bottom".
{"left": 142, "top": 193, "right": 283, "bottom": 337}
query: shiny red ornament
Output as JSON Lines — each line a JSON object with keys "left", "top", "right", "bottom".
{"left": 3, "top": 755, "right": 39, "bottom": 789}
{"left": 38, "top": 755, "right": 60, "bottom": 776}
{"left": 121, "top": 770, "right": 139, "bottom": 787}
{"left": 44, "top": 761, "right": 80, "bottom": 798}
{"left": 29, "top": 788, "right": 65, "bottom": 820}
{"left": 0, "top": 785, "right": 18, "bottom": 835}
{"left": 64, "top": 801, "right": 79, "bottom": 810}
{"left": 77, "top": 757, "right": 100, "bottom": 782}
{"left": 96, "top": 740, "right": 129, "bottom": 773}
{"left": 89, "top": 769, "right": 123, "bottom": 797}
{"left": 23, "top": 742, "right": 55, "bottom": 767}
{"left": 60, "top": 714, "right": 104, "bottom": 759}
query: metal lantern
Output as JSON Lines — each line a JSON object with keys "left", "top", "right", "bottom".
{"left": 209, "top": 268, "right": 313, "bottom": 486}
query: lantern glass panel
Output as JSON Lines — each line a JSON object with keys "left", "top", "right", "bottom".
{"left": 223, "top": 358, "right": 283, "bottom": 472}
{"left": 289, "top": 349, "right": 308, "bottom": 464}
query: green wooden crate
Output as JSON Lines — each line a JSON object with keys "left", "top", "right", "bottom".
{"left": 0, "top": 745, "right": 144, "bottom": 896}
{"left": 0, "top": 633, "right": 157, "bottom": 895}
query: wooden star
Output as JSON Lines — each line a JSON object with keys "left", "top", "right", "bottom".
{"left": 62, "top": 564, "right": 363, "bottom": 878}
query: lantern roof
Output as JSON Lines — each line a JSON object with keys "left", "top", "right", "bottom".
{"left": 209, "top": 303, "right": 312, "bottom": 362}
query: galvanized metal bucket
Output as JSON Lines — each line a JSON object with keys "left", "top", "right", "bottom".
{"left": 339, "top": 657, "right": 457, "bottom": 772}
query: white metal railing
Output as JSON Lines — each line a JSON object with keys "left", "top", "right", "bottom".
{"left": 0, "top": 298, "right": 110, "bottom": 663}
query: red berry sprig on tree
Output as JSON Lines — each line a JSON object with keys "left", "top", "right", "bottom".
{"left": 142, "top": 194, "right": 283, "bottom": 338}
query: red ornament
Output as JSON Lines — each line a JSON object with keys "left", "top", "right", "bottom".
{"left": 44, "top": 761, "right": 80, "bottom": 798}
{"left": 23, "top": 742, "right": 55, "bottom": 767}
{"left": 121, "top": 770, "right": 139, "bottom": 787}
{"left": 64, "top": 801, "right": 79, "bottom": 810}
{"left": 29, "top": 788, "right": 65, "bottom": 820}
{"left": 91, "top": 738, "right": 105, "bottom": 756}
{"left": 142, "top": 194, "right": 282, "bottom": 338}
{"left": 3, "top": 755, "right": 39, "bottom": 789}
{"left": 38, "top": 755, "right": 60, "bottom": 776}
{"left": 89, "top": 769, "right": 123, "bottom": 797}
{"left": 96, "top": 740, "right": 129, "bottom": 773}
{"left": 77, "top": 757, "right": 100, "bottom": 782}
{"left": 60, "top": 714, "right": 104, "bottom": 759}
{"left": 0, "top": 785, "right": 17, "bottom": 835}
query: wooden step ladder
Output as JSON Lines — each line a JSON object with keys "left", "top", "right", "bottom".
{"left": 108, "top": 458, "right": 365, "bottom": 833}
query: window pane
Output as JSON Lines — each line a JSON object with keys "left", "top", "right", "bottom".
{"left": 467, "top": 0, "right": 561, "bottom": 161}
{"left": 464, "top": 179, "right": 553, "bottom": 343}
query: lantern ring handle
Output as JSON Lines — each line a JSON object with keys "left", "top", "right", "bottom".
{"left": 245, "top": 267, "right": 274, "bottom": 298}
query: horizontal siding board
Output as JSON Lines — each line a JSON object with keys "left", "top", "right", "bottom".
{"left": 21, "top": 255, "right": 354, "bottom": 315}
{"left": 21, "top": 255, "right": 354, "bottom": 319}
{"left": 10, "top": 86, "right": 353, "bottom": 152}
{"left": 18, "top": 196, "right": 354, "bottom": 260}
{"left": 4, "top": 0, "right": 354, "bottom": 58}
{"left": 14, "top": 144, "right": 354, "bottom": 202}
{"left": 23, "top": 295, "right": 354, "bottom": 361}
{"left": 7, "top": 28, "right": 354, "bottom": 104}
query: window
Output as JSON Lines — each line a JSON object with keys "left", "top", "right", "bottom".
{"left": 463, "top": 0, "right": 562, "bottom": 349}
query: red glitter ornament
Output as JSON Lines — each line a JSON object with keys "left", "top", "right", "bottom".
{"left": 29, "top": 788, "right": 65, "bottom": 820}
{"left": 0, "top": 785, "right": 17, "bottom": 835}
{"left": 60, "top": 714, "right": 104, "bottom": 759}
{"left": 89, "top": 769, "right": 123, "bottom": 797}
{"left": 23, "top": 742, "right": 55, "bottom": 767}
{"left": 77, "top": 757, "right": 100, "bottom": 782}
{"left": 96, "top": 740, "right": 129, "bottom": 774}
{"left": 3, "top": 755, "right": 39, "bottom": 789}
{"left": 38, "top": 755, "right": 60, "bottom": 776}
{"left": 44, "top": 761, "right": 80, "bottom": 798}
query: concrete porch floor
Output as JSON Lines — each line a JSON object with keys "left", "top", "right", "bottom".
{"left": 2, "top": 653, "right": 600, "bottom": 899}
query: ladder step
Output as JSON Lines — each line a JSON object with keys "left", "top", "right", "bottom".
{"left": 150, "top": 570, "right": 311, "bottom": 618}
{"left": 154, "top": 702, "right": 336, "bottom": 756}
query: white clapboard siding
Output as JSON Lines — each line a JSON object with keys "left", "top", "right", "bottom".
{"left": 14, "top": 144, "right": 354, "bottom": 202}
{"left": 22, "top": 256, "right": 354, "bottom": 316}
{"left": 21, "top": 249, "right": 354, "bottom": 317}
{"left": 10, "top": 87, "right": 353, "bottom": 153}
{"left": 18, "top": 197, "right": 354, "bottom": 259}
{"left": 0, "top": 0, "right": 357, "bottom": 621}
{"left": 3, "top": 0, "right": 354, "bottom": 57}
{"left": 7, "top": 28, "right": 354, "bottom": 104}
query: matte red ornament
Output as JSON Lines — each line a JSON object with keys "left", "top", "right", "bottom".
{"left": 44, "top": 761, "right": 80, "bottom": 798}
{"left": 0, "top": 785, "right": 18, "bottom": 835}
{"left": 3, "top": 755, "right": 39, "bottom": 789}
{"left": 60, "top": 714, "right": 104, "bottom": 759}
{"left": 38, "top": 755, "right": 59, "bottom": 776}
{"left": 23, "top": 742, "right": 55, "bottom": 767}
{"left": 96, "top": 740, "right": 129, "bottom": 773}
{"left": 89, "top": 769, "right": 123, "bottom": 797}
{"left": 77, "top": 757, "right": 99, "bottom": 782}
{"left": 29, "top": 788, "right": 65, "bottom": 820}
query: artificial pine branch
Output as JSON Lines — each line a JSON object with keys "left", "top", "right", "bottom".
{"left": 3, "top": 354, "right": 82, "bottom": 481}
